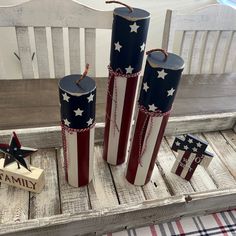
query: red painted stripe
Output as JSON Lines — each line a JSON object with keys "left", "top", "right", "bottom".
{"left": 117, "top": 75, "right": 139, "bottom": 165}
{"left": 176, "top": 220, "right": 185, "bottom": 235}
{"left": 107, "top": 233, "right": 112, "bottom": 236}
{"left": 0, "top": 144, "right": 10, "bottom": 148}
{"left": 175, "top": 151, "right": 191, "bottom": 177}
{"left": 150, "top": 225, "right": 158, "bottom": 236}
{"left": 185, "top": 154, "right": 203, "bottom": 181}
{"left": 77, "top": 130, "right": 90, "bottom": 186}
{"left": 126, "top": 110, "right": 149, "bottom": 184}
{"left": 145, "top": 114, "right": 169, "bottom": 184}
{"left": 213, "top": 213, "right": 228, "bottom": 236}
{"left": 103, "top": 74, "right": 115, "bottom": 162}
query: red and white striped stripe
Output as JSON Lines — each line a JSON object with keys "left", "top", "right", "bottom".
{"left": 103, "top": 74, "right": 139, "bottom": 165}
{"left": 126, "top": 109, "right": 169, "bottom": 186}
{"left": 64, "top": 126, "right": 94, "bottom": 187}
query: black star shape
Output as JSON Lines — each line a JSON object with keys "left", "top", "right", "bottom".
{"left": 0, "top": 132, "right": 37, "bottom": 171}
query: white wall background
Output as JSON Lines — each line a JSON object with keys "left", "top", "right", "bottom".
{"left": 0, "top": 0, "right": 216, "bottom": 79}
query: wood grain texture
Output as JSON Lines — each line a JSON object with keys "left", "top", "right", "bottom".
{"left": 88, "top": 147, "right": 119, "bottom": 209}
{"left": 57, "top": 148, "right": 90, "bottom": 214}
{"left": 29, "top": 149, "right": 60, "bottom": 219}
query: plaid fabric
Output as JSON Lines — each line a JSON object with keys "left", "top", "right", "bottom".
{"left": 105, "top": 209, "right": 236, "bottom": 236}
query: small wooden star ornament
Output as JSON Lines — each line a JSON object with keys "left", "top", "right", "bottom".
{"left": 171, "top": 134, "right": 214, "bottom": 181}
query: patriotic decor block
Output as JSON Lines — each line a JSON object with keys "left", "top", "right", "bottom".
{"left": 171, "top": 134, "right": 214, "bottom": 181}
{"left": 126, "top": 49, "right": 184, "bottom": 186}
{"left": 59, "top": 75, "right": 96, "bottom": 187}
{"left": 103, "top": 5, "right": 150, "bottom": 165}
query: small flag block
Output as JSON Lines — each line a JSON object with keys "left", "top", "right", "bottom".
{"left": 171, "top": 134, "right": 214, "bottom": 181}
{"left": 0, "top": 158, "right": 45, "bottom": 193}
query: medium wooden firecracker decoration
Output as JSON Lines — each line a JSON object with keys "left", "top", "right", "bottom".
{"left": 103, "top": 1, "right": 150, "bottom": 165}
{"left": 0, "top": 132, "right": 45, "bottom": 193}
{"left": 171, "top": 134, "right": 214, "bottom": 181}
{"left": 59, "top": 65, "right": 96, "bottom": 187}
{"left": 126, "top": 49, "right": 184, "bottom": 186}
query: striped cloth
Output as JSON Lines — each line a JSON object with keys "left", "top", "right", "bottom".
{"left": 105, "top": 209, "right": 236, "bottom": 236}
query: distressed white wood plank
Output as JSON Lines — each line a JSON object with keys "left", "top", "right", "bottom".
{"left": 110, "top": 163, "right": 145, "bottom": 204}
{"left": 166, "top": 136, "right": 217, "bottom": 192}
{"left": 142, "top": 164, "right": 171, "bottom": 200}
{"left": 69, "top": 27, "right": 81, "bottom": 74}
{"left": 157, "top": 139, "right": 194, "bottom": 195}
{"left": 34, "top": 27, "right": 50, "bottom": 78}
{"left": 88, "top": 146, "right": 119, "bottom": 209}
{"left": 85, "top": 28, "right": 96, "bottom": 77}
{"left": 16, "top": 27, "right": 34, "bottom": 79}
{"left": 204, "top": 131, "right": 236, "bottom": 179}
{"left": 201, "top": 31, "right": 220, "bottom": 74}
{"left": 29, "top": 149, "right": 60, "bottom": 219}
{"left": 225, "top": 31, "right": 236, "bottom": 73}
{"left": 180, "top": 31, "right": 195, "bottom": 74}
{"left": 0, "top": 177, "right": 29, "bottom": 224}
{"left": 190, "top": 31, "right": 207, "bottom": 74}
{"left": 197, "top": 133, "right": 236, "bottom": 188}
{"left": 213, "top": 31, "right": 233, "bottom": 74}
{"left": 51, "top": 27, "right": 65, "bottom": 78}
{"left": 57, "top": 148, "right": 90, "bottom": 213}
{"left": 221, "top": 129, "right": 236, "bottom": 151}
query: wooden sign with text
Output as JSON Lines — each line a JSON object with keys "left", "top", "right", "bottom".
{"left": 0, "top": 158, "right": 45, "bottom": 193}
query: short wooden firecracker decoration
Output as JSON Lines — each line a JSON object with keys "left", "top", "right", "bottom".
{"left": 0, "top": 132, "right": 45, "bottom": 193}
{"left": 171, "top": 134, "right": 214, "bottom": 181}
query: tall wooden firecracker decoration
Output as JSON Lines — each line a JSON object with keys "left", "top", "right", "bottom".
{"left": 59, "top": 68, "right": 96, "bottom": 187}
{"left": 103, "top": 1, "right": 150, "bottom": 165}
{"left": 126, "top": 49, "right": 184, "bottom": 185}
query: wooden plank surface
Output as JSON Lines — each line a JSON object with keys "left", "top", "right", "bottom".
{"left": 0, "top": 73, "right": 236, "bottom": 130}
{"left": 29, "top": 149, "right": 60, "bottom": 219}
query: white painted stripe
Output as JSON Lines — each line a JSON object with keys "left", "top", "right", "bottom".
{"left": 180, "top": 153, "right": 196, "bottom": 179}
{"left": 134, "top": 116, "right": 162, "bottom": 186}
{"left": 171, "top": 150, "right": 185, "bottom": 174}
{"left": 107, "top": 76, "right": 127, "bottom": 165}
{"left": 89, "top": 127, "right": 95, "bottom": 182}
{"left": 65, "top": 129, "right": 79, "bottom": 187}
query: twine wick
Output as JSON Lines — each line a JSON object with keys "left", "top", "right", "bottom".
{"left": 105, "top": 1, "right": 133, "bottom": 13}
{"left": 76, "top": 63, "right": 89, "bottom": 85}
{"left": 146, "top": 48, "right": 168, "bottom": 61}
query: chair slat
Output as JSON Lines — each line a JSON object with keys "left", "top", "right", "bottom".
{"left": 190, "top": 31, "right": 207, "bottom": 74}
{"left": 51, "top": 27, "right": 65, "bottom": 78}
{"left": 213, "top": 31, "right": 233, "bottom": 74}
{"left": 85, "top": 28, "right": 96, "bottom": 77}
{"left": 16, "top": 27, "right": 34, "bottom": 79}
{"left": 180, "top": 31, "right": 195, "bottom": 74}
{"left": 34, "top": 27, "right": 50, "bottom": 78}
{"left": 225, "top": 31, "right": 236, "bottom": 73}
{"left": 69, "top": 28, "right": 81, "bottom": 74}
{"left": 201, "top": 31, "right": 220, "bottom": 74}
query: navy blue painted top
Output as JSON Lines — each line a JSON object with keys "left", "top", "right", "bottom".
{"left": 59, "top": 75, "right": 96, "bottom": 129}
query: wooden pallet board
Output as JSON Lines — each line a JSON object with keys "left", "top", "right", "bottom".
{"left": 0, "top": 127, "right": 236, "bottom": 235}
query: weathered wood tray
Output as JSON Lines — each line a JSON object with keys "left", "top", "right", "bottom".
{"left": 0, "top": 124, "right": 236, "bottom": 236}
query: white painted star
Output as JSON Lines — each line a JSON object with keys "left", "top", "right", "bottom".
{"left": 157, "top": 69, "right": 167, "bottom": 80}
{"left": 143, "top": 82, "right": 149, "bottom": 92}
{"left": 188, "top": 138, "right": 193, "bottom": 144}
{"left": 64, "top": 118, "right": 70, "bottom": 127}
{"left": 197, "top": 142, "right": 202, "bottom": 148}
{"left": 184, "top": 145, "right": 188, "bottom": 150}
{"left": 193, "top": 147, "right": 198, "bottom": 152}
{"left": 114, "top": 41, "right": 122, "bottom": 52}
{"left": 148, "top": 104, "right": 157, "bottom": 112}
{"left": 129, "top": 22, "right": 140, "bottom": 33}
{"left": 74, "top": 107, "right": 83, "bottom": 116}
{"left": 140, "top": 42, "right": 145, "bottom": 52}
{"left": 167, "top": 88, "right": 175, "bottom": 97}
{"left": 87, "top": 93, "right": 94, "bottom": 103}
{"left": 87, "top": 118, "right": 93, "bottom": 126}
{"left": 125, "top": 65, "right": 134, "bottom": 74}
{"left": 14, "top": 147, "right": 17, "bottom": 151}
{"left": 62, "top": 93, "right": 70, "bottom": 102}
{"left": 175, "top": 141, "right": 180, "bottom": 146}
